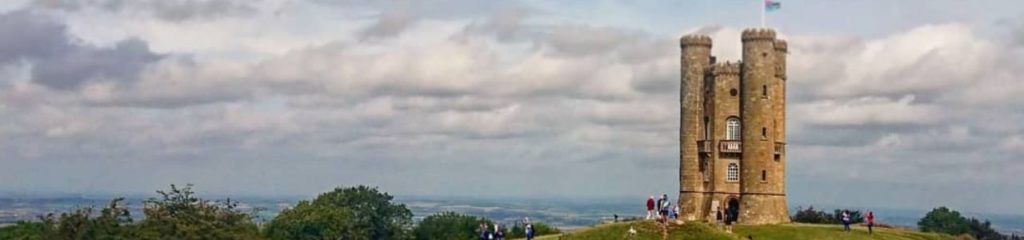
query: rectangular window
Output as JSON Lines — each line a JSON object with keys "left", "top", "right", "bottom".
{"left": 727, "top": 163, "right": 739, "bottom": 182}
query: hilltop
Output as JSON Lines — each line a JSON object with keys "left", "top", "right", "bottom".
{"left": 550, "top": 221, "right": 955, "bottom": 240}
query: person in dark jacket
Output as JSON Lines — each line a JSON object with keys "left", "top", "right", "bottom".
{"left": 646, "top": 196, "right": 655, "bottom": 220}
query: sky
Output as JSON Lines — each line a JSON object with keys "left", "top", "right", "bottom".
{"left": 0, "top": 0, "right": 1023, "bottom": 215}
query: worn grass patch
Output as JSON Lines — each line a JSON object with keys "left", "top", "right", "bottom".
{"left": 553, "top": 221, "right": 954, "bottom": 240}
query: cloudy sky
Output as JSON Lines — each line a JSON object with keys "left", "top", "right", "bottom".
{"left": 1, "top": 0, "right": 1022, "bottom": 214}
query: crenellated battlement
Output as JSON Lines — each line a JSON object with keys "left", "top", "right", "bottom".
{"left": 741, "top": 28, "right": 776, "bottom": 42}
{"left": 680, "top": 34, "right": 712, "bottom": 48}
{"left": 709, "top": 61, "right": 741, "bottom": 76}
{"left": 774, "top": 40, "right": 788, "bottom": 53}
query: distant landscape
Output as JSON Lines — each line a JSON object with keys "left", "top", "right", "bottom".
{"left": 2, "top": 195, "right": 1021, "bottom": 235}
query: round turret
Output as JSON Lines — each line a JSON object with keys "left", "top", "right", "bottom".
{"left": 741, "top": 28, "right": 776, "bottom": 42}
{"left": 680, "top": 34, "right": 712, "bottom": 48}
{"left": 773, "top": 39, "right": 788, "bottom": 53}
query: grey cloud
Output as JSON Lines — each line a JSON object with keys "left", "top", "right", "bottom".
{"left": 32, "top": 0, "right": 258, "bottom": 22}
{"left": 34, "top": 38, "right": 162, "bottom": 90}
{"left": 0, "top": 10, "right": 163, "bottom": 90}
{"left": 358, "top": 10, "right": 417, "bottom": 40}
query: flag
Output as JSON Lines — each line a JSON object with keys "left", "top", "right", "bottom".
{"left": 765, "top": 0, "right": 781, "bottom": 12}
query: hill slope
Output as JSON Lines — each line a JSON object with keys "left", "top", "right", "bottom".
{"left": 554, "top": 221, "right": 955, "bottom": 240}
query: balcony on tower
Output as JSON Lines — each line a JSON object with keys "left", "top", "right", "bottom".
{"left": 774, "top": 142, "right": 785, "bottom": 155}
{"left": 697, "top": 140, "right": 712, "bottom": 153}
{"left": 719, "top": 140, "right": 742, "bottom": 153}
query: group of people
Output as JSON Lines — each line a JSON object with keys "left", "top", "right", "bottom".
{"left": 645, "top": 194, "right": 680, "bottom": 223}
{"left": 478, "top": 218, "right": 535, "bottom": 240}
{"left": 840, "top": 210, "right": 876, "bottom": 234}
{"left": 713, "top": 206, "right": 737, "bottom": 232}
{"left": 478, "top": 223, "right": 505, "bottom": 240}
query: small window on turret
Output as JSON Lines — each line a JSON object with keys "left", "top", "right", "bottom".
{"left": 762, "top": 127, "right": 767, "bottom": 138}
{"left": 762, "top": 52, "right": 768, "bottom": 58}
{"left": 730, "top": 88, "right": 737, "bottom": 96}
{"left": 762, "top": 85, "right": 768, "bottom": 97}
{"left": 761, "top": 170, "right": 766, "bottom": 181}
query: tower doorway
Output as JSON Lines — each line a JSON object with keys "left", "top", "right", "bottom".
{"left": 727, "top": 198, "right": 740, "bottom": 223}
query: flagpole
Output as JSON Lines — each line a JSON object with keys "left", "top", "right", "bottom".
{"left": 760, "top": 0, "right": 766, "bottom": 28}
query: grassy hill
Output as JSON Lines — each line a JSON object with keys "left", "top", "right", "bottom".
{"left": 550, "top": 221, "right": 955, "bottom": 240}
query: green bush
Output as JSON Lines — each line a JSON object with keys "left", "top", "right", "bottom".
{"left": 0, "top": 185, "right": 261, "bottom": 240}
{"left": 263, "top": 185, "right": 413, "bottom": 240}
{"left": 507, "top": 221, "right": 560, "bottom": 238}
{"left": 412, "top": 212, "right": 492, "bottom": 240}
{"left": 919, "top": 206, "right": 1003, "bottom": 240}
{"left": 134, "top": 184, "right": 262, "bottom": 239}
{"left": 791, "top": 206, "right": 836, "bottom": 224}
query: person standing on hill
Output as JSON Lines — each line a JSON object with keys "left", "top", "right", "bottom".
{"left": 841, "top": 210, "right": 851, "bottom": 233}
{"left": 658, "top": 194, "right": 670, "bottom": 223}
{"left": 866, "top": 211, "right": 875, "bottom": 234}
{"left": 724, "top": 210, "right": 733, "bottom": 233}
{"left": 715, "top": 206, "right": 724, "bottom": 229}
{"left": 524, "top": 217, "right": 535, "bottom": 240}
{"left": 479, "top": 223, "right": 490, "bottom": 240}
{"left": 646, "top": 196, "right": 656, "bottom": 220}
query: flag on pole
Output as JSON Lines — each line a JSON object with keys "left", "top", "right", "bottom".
{"left": 765, "top": 0, "right": 781, "bottom": 12}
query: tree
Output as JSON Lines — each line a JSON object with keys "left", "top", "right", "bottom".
{"left": 833, "top": 209, "right": 864, "bottom": 224}
{"left": 0, "top": 198, "right": 136, "bottom": 240}
{"left": 263, "top": 201, "right": 363, "bottom": 240}
{"left": 791, "top": 206, "right": 836, "bottom": 224}
{"left": 135, "top": 184, "right": 262, "bottom": 239}
{"left": 412, "top": 212, "right": 491, "bottom": 240}
{"left": 264, "top": 186, "right": 413, "bottom": 240}
{"left": 918, "top": 206, "right": 1004, "bottom": 240}
{"left": 919, "top": 207, "right": 971, "bottom": 235}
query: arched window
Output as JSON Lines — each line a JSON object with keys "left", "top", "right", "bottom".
{"left": 726, "top": 118, "right": 741, "bottom": 140}
{"left": 727, "top": 163, "right": 739, "bottom": 182}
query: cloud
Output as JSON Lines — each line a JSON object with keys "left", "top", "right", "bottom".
{"left": 32, "top": 0, "right": 258, "bottom": 22}
{"left": 1, "top": 2, "right": 1024, "bottom": 215}
{"left": 793, "top": 95, "right": 941, "bottom": 126}
{"left": 0, "top": 10, "right": 163, "bottom": 90}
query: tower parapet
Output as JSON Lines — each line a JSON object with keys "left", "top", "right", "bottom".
{"left": 741, "top": 28, "right": 776, "bottom": 42}
{"left": 710, "top": 62, "right": 741, "bottom": 76}
{"left": 773, "top": 39, "right": 788, "bottom": 53}
{"left": 680, "top": 35, "right": 713, "bottom": 48}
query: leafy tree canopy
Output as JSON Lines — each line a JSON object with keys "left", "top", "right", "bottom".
{"left": 264, "top": 185, "right": 413, "bottom": 240}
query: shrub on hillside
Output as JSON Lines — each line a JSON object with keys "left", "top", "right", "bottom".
{"left": 263, "top": 186, "right": 413, "bottom": 240}
{"left": 508, "top": 221, "right": 560, "bottom": 238}
{"left": 918, "top": 206, "right": 1003, "bottom": 240}
{"left": 833, "top": 209, "right": 864, "bottom": 224}
{"left": 0, "top": 185, "right": 261, "bottom": 240}
{"left": 134, "top": 184, "right": 262, "bottom": 239}
{"left": 413, "top": 212, "right": 493, "bottom": 240}
{"left": 791, "top": 206, "right": 836, "bottom": 224}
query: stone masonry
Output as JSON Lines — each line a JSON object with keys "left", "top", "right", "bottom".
{"left": 678, "top": 28, "right": 789, "bottom": 225}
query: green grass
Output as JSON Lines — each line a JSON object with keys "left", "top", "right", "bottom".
{"left": 554, "top": 221, "right": 955, "bottom": 240}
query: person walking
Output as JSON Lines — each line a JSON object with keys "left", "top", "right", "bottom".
{"left": 659, "top": 194, "right": 670, "bottom": 223}
{"left": 866, "top": 211, "right": 875, "bottom": 234}
{"left": 672, "top": 205, "right": 680, "bottom": 220}
{"left": 724, "top": 210, "right": 733, "bottom": 233}
{"left": 493, "top": 224, "right": 504, "bottom": 240}
{"left": 524, "top": 217, "right": 535, "bottom": 240}
{"left": 479, "top": 223, "right": 490, "bottom": 240}
{"left": 715, "top": 206, "right": 724, "bottom": 229}
{"left": 841, "top": 210, "right": 851, "bottom": 233}
{"left": 646, "top": 196, "right": 656, "bottom": 220}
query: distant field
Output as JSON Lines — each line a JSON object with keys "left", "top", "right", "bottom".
{"left": 553, "top": 221, "right": 954, "bottom": 240}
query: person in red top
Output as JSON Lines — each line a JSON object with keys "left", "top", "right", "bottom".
{"left": 646, "top": 196, "right": 655, "bottom": 220}
{"left": 866, "top": 211, "right": 875, "bottom": 234}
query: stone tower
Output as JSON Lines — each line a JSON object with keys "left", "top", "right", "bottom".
{"left": 678, "top": 28, "right": 789, "bottom": 225}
